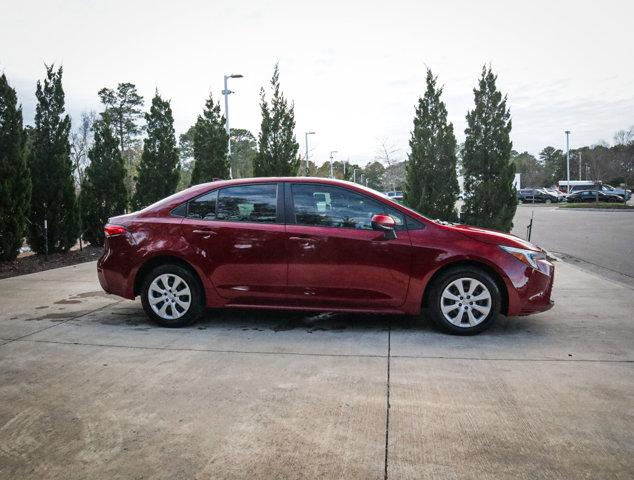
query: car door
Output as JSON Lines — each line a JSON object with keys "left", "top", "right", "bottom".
{"left": 285, "top": 182, "right": 412, "bottom": 310}
{"left": 180, "top": 183, "right": 287, "bottom": 304}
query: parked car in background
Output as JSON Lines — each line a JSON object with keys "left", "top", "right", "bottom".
{"left": 565, "top": 190, "right": 623, "bottom": 203}
{"left": 517, "top": 188, "right": 560, "bottom": 203}
{"left": 384, "top": 190, "right": 404, "bottom": 202}
{"left": 601, "top": 184, "right": 631, "bottom": 200}
{"left": 98, "top": 177, "right": 554, "bottom": 335}
{"left": 557, "top": 181, "right": 631, "bottom": 200}
{"left": 544, "top": 188, "right": 567, "bottom": 201}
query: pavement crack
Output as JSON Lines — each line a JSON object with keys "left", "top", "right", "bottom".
{"left": 8, "top": 338, "right": 634, "bottom": 364}
{"left": 384, "top": 317, "right": 392, "bottom": 480}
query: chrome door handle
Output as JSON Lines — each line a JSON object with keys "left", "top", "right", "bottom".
{"left": 289, "top": 236, "right": 316, "bottom": 242}
{"left": 192, "top": 229, "right": 217, "bottom": 236}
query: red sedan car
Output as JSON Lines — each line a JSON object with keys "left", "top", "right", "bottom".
{"left": 98, "top": 177, "right": 554, "bottom": 335}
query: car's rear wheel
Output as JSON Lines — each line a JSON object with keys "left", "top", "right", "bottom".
{"left": 427, "top": 267, "right": 501, "bottom": 335}
{"left": 141, "top": 264, "right": 204, "bottom": 327}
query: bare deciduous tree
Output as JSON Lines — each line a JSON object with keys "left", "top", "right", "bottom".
{"left": 375, "top": 138, "right": 401, "bottom": 191}
{"left": 613, "top": 126, "right": 634, "bottom": 146}
{"left": 71, "top": 110, "right": 96, "bottom": 187}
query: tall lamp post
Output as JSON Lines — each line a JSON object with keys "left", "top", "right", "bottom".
{"left": 222, "top": 73, "right": 243, "bottom": 178}
{"left": 329, "top": 150, "right": 338, "bottom": 178}
{"left": 305, "top": 131, "right": 315, "bottom": 175}
{"left": 565, "top": 130, "right": 571, "bottom": 193}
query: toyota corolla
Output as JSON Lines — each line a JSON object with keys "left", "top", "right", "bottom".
{"left": 97, "top": 177, "right": 554, "bottom": 335}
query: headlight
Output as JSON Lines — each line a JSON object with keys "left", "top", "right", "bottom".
{"left": 500, "top": 245, "right": 551, "bottom": 275}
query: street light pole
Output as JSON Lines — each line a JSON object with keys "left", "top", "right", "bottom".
{"left": 565, "top": 130, "right": 571, "bottom": 193}
{"left": 222, "top": 73, "right": 243, "bottom": 178}
{"left": 329, "top": 150, "right": 338, "bottom": 179}
{"left": 305, "top": 131, "right": 315, "bottom": 175}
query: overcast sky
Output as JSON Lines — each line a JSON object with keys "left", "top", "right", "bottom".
{"left": 1, "top": 0, "right": 633, "bottom": 166}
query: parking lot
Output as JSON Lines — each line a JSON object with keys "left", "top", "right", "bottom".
{"left": 512, "top": 204, "right": 634, "bottom": 286}
{"left": 1, "top": 252, "right": 633, "bottom": 479}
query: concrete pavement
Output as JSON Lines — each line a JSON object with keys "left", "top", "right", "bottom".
{"left": 0, "top": 260, "right": 633, "bottom": 479}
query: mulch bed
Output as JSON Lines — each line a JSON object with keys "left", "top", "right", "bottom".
{"left": 0, "top": 245, "right": 103, "bottom": 280}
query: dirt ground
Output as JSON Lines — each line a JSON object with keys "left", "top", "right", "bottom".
{"left": 0, "top": 245, "right": 102, "bottom": 280}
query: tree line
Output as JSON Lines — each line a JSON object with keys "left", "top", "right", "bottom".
{"left": 3, "top": 62, "right": 632, "bottom": 261}
{"left": 0, "top": 63, "right": 301, "bottom": 260}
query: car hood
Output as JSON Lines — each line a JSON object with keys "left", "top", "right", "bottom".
{"left": 441, "top": 223, "right": 541, "bottom": 251}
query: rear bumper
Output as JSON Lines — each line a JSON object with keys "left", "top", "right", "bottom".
{"left": 97, "top": 246, "right": 135, "bottom": 300}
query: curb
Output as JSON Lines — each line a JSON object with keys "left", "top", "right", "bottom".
{"left": 557, "top": 207, "right": 634, "bottom": 212}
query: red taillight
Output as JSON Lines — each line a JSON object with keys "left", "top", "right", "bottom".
{"left": 104, "top": 224, "right": 127, "bottom": 237}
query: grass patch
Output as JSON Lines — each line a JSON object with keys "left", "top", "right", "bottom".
{"left": 559, "top": 202, "right": 634, "bottom": 209}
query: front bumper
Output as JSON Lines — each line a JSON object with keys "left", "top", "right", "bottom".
{"left": 515, "top": 264, "right": 555, "bottom": 316}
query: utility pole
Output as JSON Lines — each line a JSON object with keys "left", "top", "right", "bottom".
{"left": 222, "top": 73, "right": 243, "bottom": 178}
{"left": 329, "top": 150, "right": 338, "bottom": 179}
{"left": 565, "top": 130, "right": 571, "bottom": 193}
{"left": 353, "top": 168, "right": 357, "bottom": 183}
{"left": 305, "top": 131, "right": 315, "bottom": 175}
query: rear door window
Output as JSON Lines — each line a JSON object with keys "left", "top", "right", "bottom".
{"left": 187, "top": 191, "right": 218, "bottom": 220}
{"left": 217, "top": 184, "right": 277, "bottom": 223}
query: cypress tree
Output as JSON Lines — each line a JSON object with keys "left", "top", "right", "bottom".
{"left": 133, "top": 92, "right": 180, "bottom": 209}
{"left": 405, "top": 69, "right": 459, "bottom": 221}
{"left": 189, "top": 93, "right": 229, "bottom": 185}
{"left": 461, "top": 66, "right": 516, "bottom": 232}
{"left": 0, "top": 74, "right": 31, "bottom": 260}
{"left": 254, "top": 64, "right": 300, "bottom": 176}
{"left": 98, "top": 83, "right": 144, "bottom": 200}
{"left": 27, "top": 65, "right": 78, "bottom": 253}
{"left": 79, "top": 121, "right": 127, "bottom": 245}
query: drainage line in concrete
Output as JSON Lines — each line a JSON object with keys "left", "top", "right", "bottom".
{"left": 384, "top": 318, "right": 392, "bottom": 480}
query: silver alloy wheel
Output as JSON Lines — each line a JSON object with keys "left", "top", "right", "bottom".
{"left": 440, "top": 277, "right": 492, "bottom": 327}
{"left": 148, "top": 273, "right": 192, "bottom": 320}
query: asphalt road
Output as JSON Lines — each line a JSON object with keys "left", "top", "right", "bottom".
{"left": 1, "top": 261, "right": 633, "bottom": 479}
{"left": 512, "top": 204, "right": 634, "bottom": 286}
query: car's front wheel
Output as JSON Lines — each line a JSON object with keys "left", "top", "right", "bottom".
{"left": 141, "top": 264, "right": 204, "bottom": 327}
{"left": 427, "top": 267, "right": 501, "bottom": 335}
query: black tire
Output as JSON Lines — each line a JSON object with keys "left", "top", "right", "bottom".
{"left": 427, "top": 266, "right": 501, "bottom": 335}
{"left": 140, "top": 264, "right": 204, "bottom": 327}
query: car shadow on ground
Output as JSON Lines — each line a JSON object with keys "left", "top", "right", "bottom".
{"left": 96, "top": 302, "right": 543, "bottom": 338}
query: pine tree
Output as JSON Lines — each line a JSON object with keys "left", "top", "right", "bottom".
{"left": 189, "top": 93, "right": 229, "bottom": 185}
{"left": 253, "top": 64, "right": 300, "bottom": 176}
{"left": 461, "top": 66, "right": 516, "bottom": 232}
{"left": 98, "top": 83, "right": 144, "bottom": 200}
{"left": 0, "top": 74, "right": 31, "bottom": 260}
{"left": 132, "top": 92, "right": 180, "bottom": 209}
{"left": 79, "top": 120, "right": 127, "bottom": 245}
{"left": 98, "top": 83, "right": 144, "bottom": 157}
{"left": 230, "top": 128, "right": 257, "bottom": 178}
{"left": 405, "top": 69, "right": 459, "bottom": 221}
{"left": 27, "top": 65, "right": 78, "bottom": 253}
